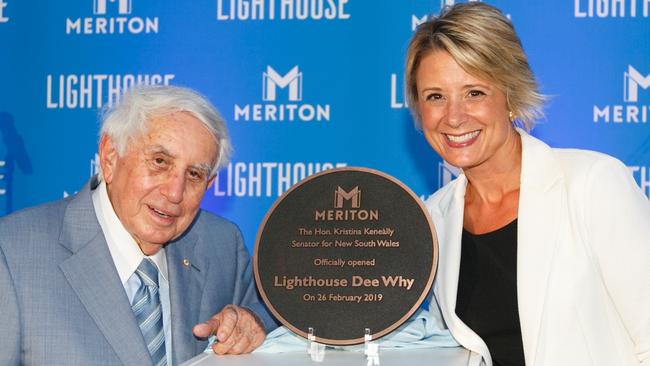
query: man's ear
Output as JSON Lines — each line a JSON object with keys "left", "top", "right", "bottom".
{"left": 98, "top": 135, "right": 118, "bottom": 184}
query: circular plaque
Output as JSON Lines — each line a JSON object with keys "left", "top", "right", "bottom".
{"left": 254, "top": 167, "right": 438, "bottom": 345}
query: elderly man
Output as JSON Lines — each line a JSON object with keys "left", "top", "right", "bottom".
{"left": 0, "top": 85, "right": 277, "bottom": 365}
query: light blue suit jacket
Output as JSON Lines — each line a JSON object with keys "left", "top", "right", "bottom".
{"left": 0, "top": 178, "right": 277, "bottom": 365}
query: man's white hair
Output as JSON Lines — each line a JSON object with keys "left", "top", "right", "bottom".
{"left": 99, "top": 85, "right": 232, "bottom": 178}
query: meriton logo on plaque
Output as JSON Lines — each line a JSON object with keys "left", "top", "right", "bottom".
{"left": 314, "top": 186, "right": 378, "bottom": 221}
{"left": 254, "top": 167, "right": 438, "bottom": 345}
{"left": 335, "top": 186, "right": 360, "bottom": 208}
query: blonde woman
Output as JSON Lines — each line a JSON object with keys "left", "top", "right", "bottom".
{"left": 406, "top": 3, "right": 650, "bottom": 365}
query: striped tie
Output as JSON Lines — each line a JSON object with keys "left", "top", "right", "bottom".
{"left": 132, "top": 259, "right": 167, "bottom": 366}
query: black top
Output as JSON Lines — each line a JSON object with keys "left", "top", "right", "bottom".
{"left": 455, "top": 219, "right": 525, "bottom": 366}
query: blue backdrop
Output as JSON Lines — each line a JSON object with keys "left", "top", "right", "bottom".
{"left": 1, "top": 0, "right": 649, "bottom": 252}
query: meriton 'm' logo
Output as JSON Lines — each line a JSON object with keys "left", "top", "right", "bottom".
{"left": 235, "top": 65, "right": 330, "bottom": 122}
{"left": 315, "top": 185, "right": 378, "bottom": 221}
{"left": 593, "top": 65, "right": 650, "bottom": 124}
{"left": 412, "top": 0, "right": 481, "bottom": 30}
{"left": 263, "top": 66, "right": 302, "bottom": 101}
{"left": 66, "top": 0, "right": 159, "bottom": 35}
{"left": 334, "top": 186, "right": 361, "bottom": 208}
{"left": 624, "top": 65, "right": 650, "bottom": 103}
{"left": 94, "top": 0, "right": 131, "bottom": 14}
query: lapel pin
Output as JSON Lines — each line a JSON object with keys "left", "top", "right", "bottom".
{"left": 182, "top": 258, "right": 190, "bottom": 267}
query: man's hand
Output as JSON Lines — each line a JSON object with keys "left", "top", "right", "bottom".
{"left": 192, "top": 305, "right": 266, "bottom": 355}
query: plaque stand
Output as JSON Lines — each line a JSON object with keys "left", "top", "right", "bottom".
{"left": 307, "top": 327, "right": 325, "bottom": 362}
{"left": 364, "top": 328, "right": 380, "bottom": 366}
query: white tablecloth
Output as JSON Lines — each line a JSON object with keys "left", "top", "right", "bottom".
{"left": 181, "top": 347, "right": 471, "bottom": 366}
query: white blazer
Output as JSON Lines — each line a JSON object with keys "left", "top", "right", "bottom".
{"left": 425, "top": 129, "right": 650, "bottom": 366}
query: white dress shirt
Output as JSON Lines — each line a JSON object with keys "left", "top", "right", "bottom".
{"left": 92, "top": 181, "right": 173, "bottom": 365}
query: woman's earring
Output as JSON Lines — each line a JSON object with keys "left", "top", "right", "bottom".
{"left": 508, "top": 111, "right": 515, "bottom": 123}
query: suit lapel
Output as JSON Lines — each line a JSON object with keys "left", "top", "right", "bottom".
{"left": 58, "top": 181, "right": 153, "bottom": 366}
{"left": 516, "top": 130, "right": 564, "bottom": 365}
{"left": 431, "top": 174, "right": 491, "bottom": 361}
{"left": 432, "top": 130, "right": 566, "bottom": 365}
{"left": 166, "top": 225, "right": 205, "bottom": 365}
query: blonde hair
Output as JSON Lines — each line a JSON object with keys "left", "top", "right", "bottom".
{"left": 405, "top": 2, "right": 544, "bottom": 130}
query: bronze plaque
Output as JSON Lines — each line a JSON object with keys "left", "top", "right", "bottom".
{"left": 254, "top": 167, "right": 438, "bottom": 345}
